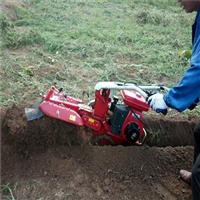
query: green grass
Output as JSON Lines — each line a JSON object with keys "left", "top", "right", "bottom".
{"left": 0, "top": 0, "right": 199, "bottom": 115}
{"left": 1, "top": 183, "right": 18, "bottom": 200}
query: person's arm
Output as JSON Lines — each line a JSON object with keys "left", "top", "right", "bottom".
{"left": 148, "top": 26, "right": 200, "bottom": 113}
{"left": 163, "top": 21, "right": 200, "bottom": 112}
{"left": 163, "top": 64, "right": 200, "bottom": 112}
{"left": 148, "top": 9, "right": 200, "bottom": 114}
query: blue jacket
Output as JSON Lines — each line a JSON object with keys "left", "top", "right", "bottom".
{"left": 163, "top": 7, "right": 200, "bottom": 112}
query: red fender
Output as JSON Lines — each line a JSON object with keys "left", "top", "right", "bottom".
{"left": 39, "top": 101, "right": 83, "bottom": 126}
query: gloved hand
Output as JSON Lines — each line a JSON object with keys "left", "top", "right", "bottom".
{"left": 148, "top": 93, "right": 168, "bottom": 115}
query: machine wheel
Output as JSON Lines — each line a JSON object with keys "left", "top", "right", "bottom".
{"left": 91, "top": 135, "right": 115, "bottom": 146}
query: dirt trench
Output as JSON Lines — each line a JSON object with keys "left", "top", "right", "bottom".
{"left": 1, "top": 104, "right": 200, "bottom": 200}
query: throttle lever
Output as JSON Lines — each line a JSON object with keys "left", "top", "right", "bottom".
{"left": 58, "top": 88, "right": 63, "bottom": 93}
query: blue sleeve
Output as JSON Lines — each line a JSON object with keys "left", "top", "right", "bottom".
{"left": 163, "top": 65, "right": 200, "bottom": 112}
{"left": 163, "top": 13, "right": 200, "bottom": 112}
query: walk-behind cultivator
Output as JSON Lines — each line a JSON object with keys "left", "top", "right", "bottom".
{"left": 25, "top": 82, "right": 169, "bottom": 146}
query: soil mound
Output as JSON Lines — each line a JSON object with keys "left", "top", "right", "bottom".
{"left": 1, "top": 104, "right": 200, "bottom": 200}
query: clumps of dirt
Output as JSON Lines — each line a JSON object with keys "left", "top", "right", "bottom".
{"left": 1, "top": 143, "right": 194, "bottom": 200}
{"left": 1, "top": 104, "right": 92, "bottom": 158}
{"left": 1, "top": 104, "right": 199, "bottom": 160}
{"left": 1, "top": 104, "right": 199, "bottom": 200}
{"left": 144, "top": 113, "right": 198, "bottom": 147}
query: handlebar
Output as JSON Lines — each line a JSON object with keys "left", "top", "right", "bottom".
{"left": 94, "top": 82, "right": 170, "bottom": 116}
{"left": 94, "top": 82, "right": 170, "bottom": 99}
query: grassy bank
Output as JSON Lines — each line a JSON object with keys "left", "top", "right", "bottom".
{"left": 1, "top": 0, "right": 198, "bottom": 115}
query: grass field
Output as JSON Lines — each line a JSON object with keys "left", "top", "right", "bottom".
{"left": 0, "top": 0, "right": 199, "bottom": 114}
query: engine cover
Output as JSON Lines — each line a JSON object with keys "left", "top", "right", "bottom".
{"left": 124, "top": 122, "right": 140, "bottom": 143}
{"left": 121, "top": 90, "right": 149, "bottom": 112}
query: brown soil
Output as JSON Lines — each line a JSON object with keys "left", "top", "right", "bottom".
{"left": 1, "top": 1, "right": 199, "bottom": 199}
{"left": 1, "top": 104, "right": 200, "bottom": 200}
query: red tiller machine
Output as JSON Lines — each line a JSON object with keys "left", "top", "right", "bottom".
{"left": 25, "top": 82, "right": 169, "bottom": 146}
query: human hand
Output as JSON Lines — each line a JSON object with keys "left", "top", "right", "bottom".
{"left": 148, "top": 93, "right": 168, "bottom": 115}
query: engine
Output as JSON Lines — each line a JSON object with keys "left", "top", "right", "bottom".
{"left": 109, "top": 103, "right": 143, "bottom": 144}
{"left": 124, "top": 122, "right": 140, "bottom": 143}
